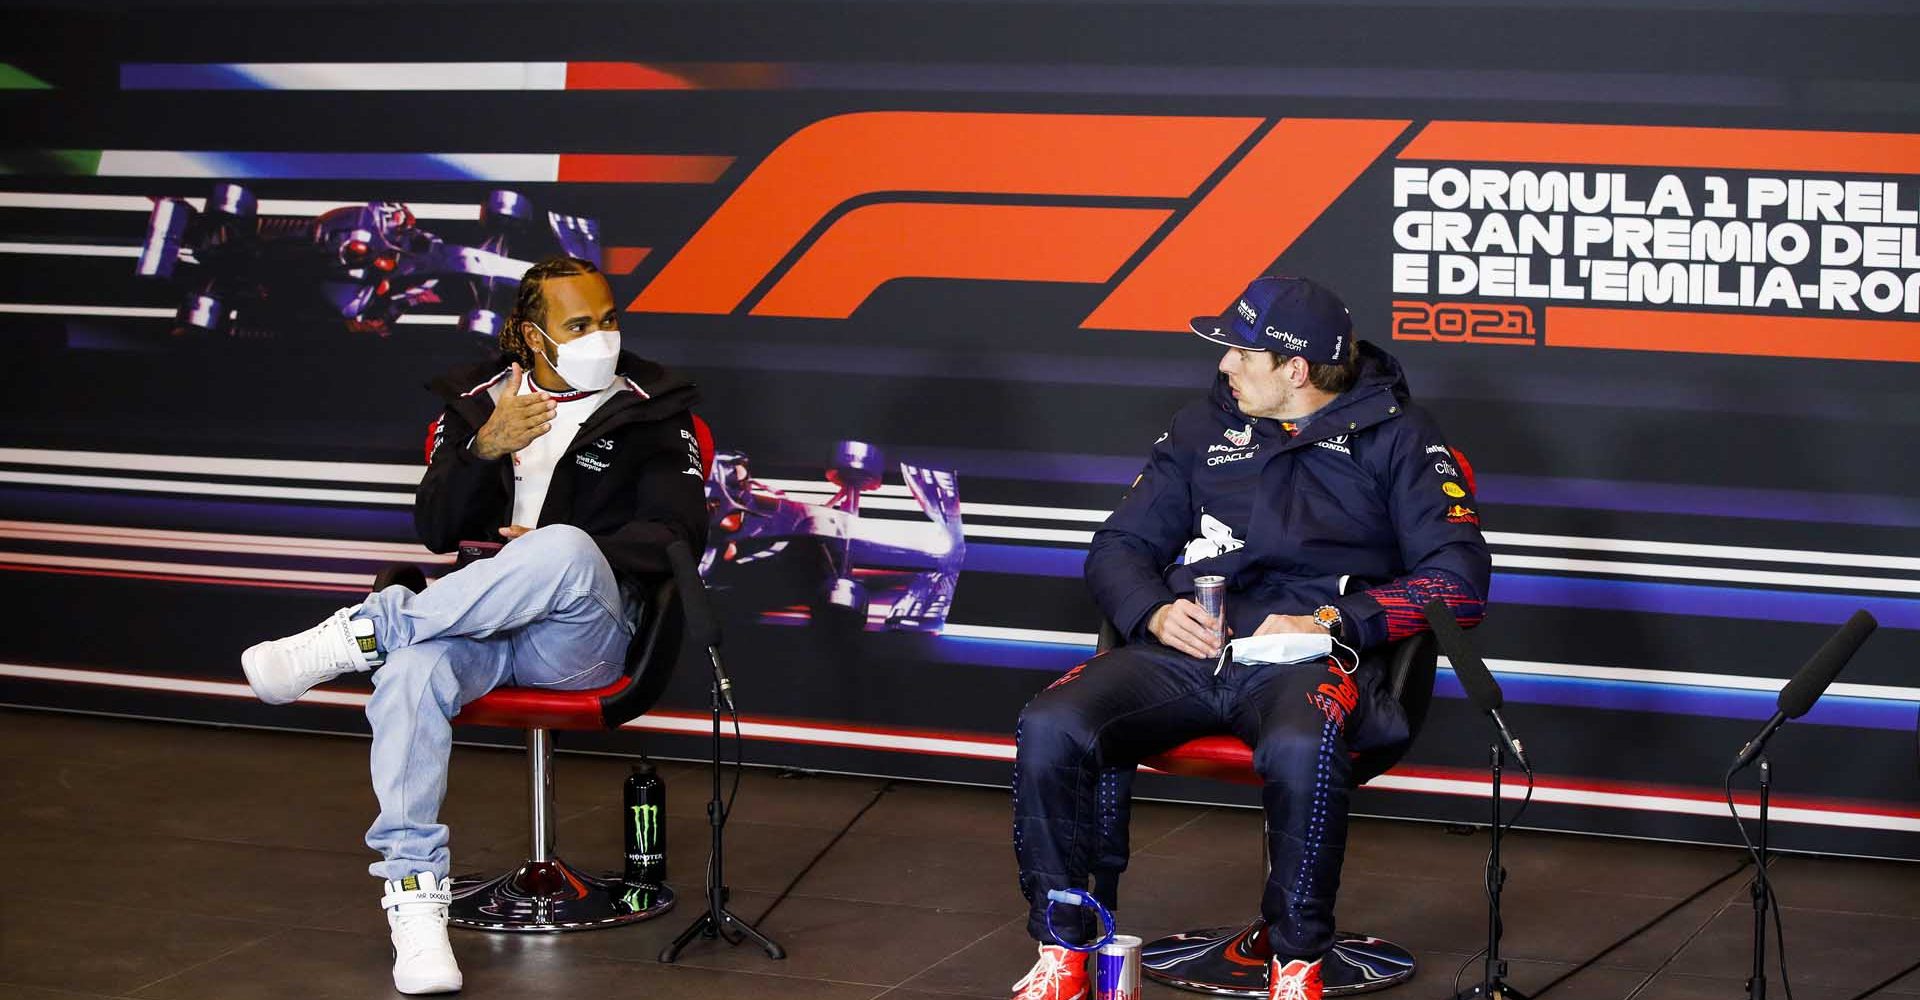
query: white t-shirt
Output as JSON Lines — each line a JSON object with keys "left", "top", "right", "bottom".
{"left": 510, "top": 378, "right": 621, "bottom": 527}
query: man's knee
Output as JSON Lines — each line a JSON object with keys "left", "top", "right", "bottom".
{"left": 517, "top": 523, "right": 598, "bottom": 561}
{"left": 511, "top": 525, "right": 615, "bottom": 590}
{"left": 368, "top": 645, "right": 458, "bottom": 711}
{"left": 1015, "top": 690, "right": 1101, "bottom": 767}
{"left": 1252, "top": 722, "right": 1337, "bottom": 784}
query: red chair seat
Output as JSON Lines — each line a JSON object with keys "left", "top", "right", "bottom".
{"left": 1144, "top": 736, "right": 1370, "bottom": 787}
{"left": 1143, "top": 736, "right": 1258, "bottom": 785}
{"left": 454, "top": 679, "right": 633, "bottom": 730}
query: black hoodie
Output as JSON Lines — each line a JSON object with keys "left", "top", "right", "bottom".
{"left": 415, "top": 352, "right": 707, "bottom": 583}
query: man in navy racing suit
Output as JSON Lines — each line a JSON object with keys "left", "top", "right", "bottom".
{"left": 1009, "top": 276, "right": 1491, "bottom": 1000}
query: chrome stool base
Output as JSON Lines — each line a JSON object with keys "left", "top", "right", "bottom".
{"left": 1143, "top": 920, "right": 1415, "bottom": 997}
{"left": 449, "top": 858, "right": 674, "bottom": 932}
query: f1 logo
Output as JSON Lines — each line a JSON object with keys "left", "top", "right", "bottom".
{"left": 630, "top": 112, "right": 1409, "bottom": 332}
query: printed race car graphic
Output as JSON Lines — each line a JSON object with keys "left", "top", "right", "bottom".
{"left": 702, "top": 440, "right": 964, "bottom": 633}
{"left": 135, "top": 183, "right": 600, "bottom": 337}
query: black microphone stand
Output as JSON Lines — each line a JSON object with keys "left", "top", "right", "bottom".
{"left": 1454, "top": 740, "right": 1529, "bottom": 1000}
{"left": 660, "top": 597, "right": 785, "bottom": 962}
{"left": 1742, "top": 757, "right": 1772, "bottom": 1000}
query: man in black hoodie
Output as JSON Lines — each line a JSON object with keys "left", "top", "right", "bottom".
{"left": 239, "top": 256, "right": 705, "bottom": 994}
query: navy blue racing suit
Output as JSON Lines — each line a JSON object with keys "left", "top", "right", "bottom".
{"left": 1012, "top": 340, "right": 1491, "bottom": 960}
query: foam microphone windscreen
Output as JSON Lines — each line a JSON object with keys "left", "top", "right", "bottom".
{"left": 1777, "top": 609, "right": 1877, "bottom": 719}
{"left": 666, "top": 540, "right": 718, "bottom": 648}
{"left": 1424, "top": 598, "right": 1502, "bottom": 713}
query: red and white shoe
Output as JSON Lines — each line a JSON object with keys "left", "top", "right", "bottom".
{"left": 1269, "top": 957, "right": 1324, "bottom": 1000}
{"left": 1011, "top": 944, "right": 1090, "bottom": 1000}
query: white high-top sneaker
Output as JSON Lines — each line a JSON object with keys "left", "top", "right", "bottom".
{"left": 382, "top": 872, "right": 462, "bottom": 995}
{"left": 240, "top": 605, "right": 381, "bottom": 705}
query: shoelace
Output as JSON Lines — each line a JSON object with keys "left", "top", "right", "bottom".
{"left": 390, "top": 906, "right": 450, "bottom": 960}
{"left": 286, "top": 611, "right": 355, "bottom": 680}
{"left": 1012, "top": 951, "right": 1075, "bottom": 999}
{"left": 1270, "top": 965, "right": 1316, "bottom": 1000}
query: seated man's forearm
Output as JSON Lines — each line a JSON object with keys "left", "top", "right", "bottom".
{"left": 1349, "top": 569, "right": 1485, "bottom": 648}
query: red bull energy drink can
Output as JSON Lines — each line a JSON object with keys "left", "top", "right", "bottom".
{"left": 1193, "top": 575, "right": 1226, "bottom": 650}
{"left": 1093, "top": 934, "right": 1142, "bottom": 1000}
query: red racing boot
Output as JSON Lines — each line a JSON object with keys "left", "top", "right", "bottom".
{"left": 1269, "top": 957, "right": 1324, "bottom": 1000}
{"left": 1011, "top": 944, "right": 1090, "bottom": 1000}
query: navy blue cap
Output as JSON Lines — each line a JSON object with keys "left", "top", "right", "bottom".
{"left": 1189, "top": 276, "right": 1353, "bottom": 365}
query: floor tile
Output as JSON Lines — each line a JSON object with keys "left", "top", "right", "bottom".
{"left": 0, "top": 985, "right": 136, "bottom": 1000}
{"left": 894, "top": 917, "right": 1051, "bottom": 998}
{"left": 0, "top": 897, "right": 276, "bottom": 996}
{"left": 126, "top": 925, "right": 885, "bottom": 1000}
{"left": 1666, "top": 905, "right": 1920, "bottom": 990}
{"left": 1632, "top": 969, "right": 1862, "bottom": 1000}
{"left": 1582, "top": 870, "right": 1753, "bottom": 972}
{"left": 783, "top": 829, "right": 1025, "bottom": 915}
{"left": 1761, "top": 854, "right": 1920, "bottom": 919}
{"left": 579, "top": 888, "right": 1009, "bottom": 986}
{"left": 1, "top": 816, "right": 371, "bottom": 924}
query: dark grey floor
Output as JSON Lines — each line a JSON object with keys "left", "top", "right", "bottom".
{"left": 2, "top": 708, "right": 1916, "bottom": 1000}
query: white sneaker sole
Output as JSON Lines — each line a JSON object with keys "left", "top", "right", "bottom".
{"left": 393, "top": 971, "right": 462, "bottom": 995}
{"left": 240, "top": 643, "right": 299, "bottom": 705}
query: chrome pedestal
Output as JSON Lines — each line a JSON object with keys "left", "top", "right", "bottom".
{"left": 447, "top": 728, "right": 675, "bottom": 932}
{"left": 1143, "top": 921, "right": 1415, "bottom": 997}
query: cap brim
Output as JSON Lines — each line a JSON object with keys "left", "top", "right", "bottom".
{"left": 1189, "top": 316, "right": 1267, "bottom": 350}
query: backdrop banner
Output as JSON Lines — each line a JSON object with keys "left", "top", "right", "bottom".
{"left": 2, "top": 1, "right": 1916, "bottom": 859}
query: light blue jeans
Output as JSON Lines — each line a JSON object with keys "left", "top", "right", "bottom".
{"left": 356, "top": 524, "right": 633, "bottom": 882}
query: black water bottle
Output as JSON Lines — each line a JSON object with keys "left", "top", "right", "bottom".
{"left": 623, "top": 761, "right": 666, "bottom": 884}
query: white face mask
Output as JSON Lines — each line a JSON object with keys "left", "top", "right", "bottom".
{"left": 530, "top": 322, "right": 620, "bottom": 391}
{"left": 1228, "top": 632, "right": 1332, "bottom": 666}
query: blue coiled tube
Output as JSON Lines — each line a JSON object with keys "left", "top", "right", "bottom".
{"left": 1043, "top": 888, "right": 1116, "bottom": 952}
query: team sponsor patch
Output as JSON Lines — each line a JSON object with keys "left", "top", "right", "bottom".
{"left": 1425, "top": 444, "right": 1451, "bottom": 456}
{"left": 1442, "top": 481, "right": 1467, "bottom": 498}
{"left": 1311, "top": 660, "right": 1359, "bottom": 724}
{"left": 1313, "top": 433, "right": 1351, "bottom": 455}
{"left": 1434, "top": 459, "right": 1459, "bottom": 476}
{"left": 1445, "top": 503, "right": 1480, "bottom": 525}
{"left": 1224, "top": 423, "right": 1253, "bottom": 447}
{"left": 576, "top": 452, "right": 611, "bottom": 473}
{"left": 680, "top": 428, "right": 702, "bottom": 476}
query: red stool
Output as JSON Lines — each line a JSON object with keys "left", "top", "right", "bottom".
{"left": 1105, "top": 625, "right": 1438, "bottom": 997}
{"left": 372, "top": 413, "right": 716, "bottom": 932}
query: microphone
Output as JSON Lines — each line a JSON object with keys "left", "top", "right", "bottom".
{"left": 1731, "top": 610, "right": 1877, "bottom": 773}
{"left": 1424, "top": 599, "right": 1531, "bottom": 774}
{"left": 666, "top": 540, "right": 733, "bottom": 709}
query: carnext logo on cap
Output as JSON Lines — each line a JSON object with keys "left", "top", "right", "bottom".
{"left": 1266, "top": 326, "right": 1311, "bottom": 353}
{"left": 1236, "top": 299, "right": 1258, "bottom": 324}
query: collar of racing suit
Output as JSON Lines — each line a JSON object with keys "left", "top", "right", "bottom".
{"left": 1207, "top": 340, "right": 1411, "bottom": 450}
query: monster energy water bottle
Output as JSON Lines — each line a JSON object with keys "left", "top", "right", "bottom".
{"left": 623, "top": 761, "right": 666, "bottom": 885}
